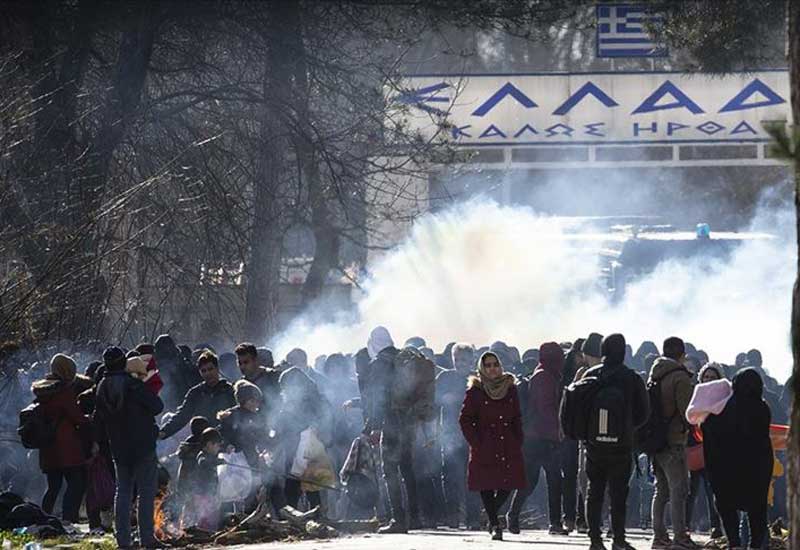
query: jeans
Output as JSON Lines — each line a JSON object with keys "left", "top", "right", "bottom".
{"left": 508, "top": 439, "right": 562, "bottom": 527}
{"left": 114, "top": 453, "right": 158, "bottom": 548}
{"left": 687, "top": 469, "right": 720, "bottom": 531}
{"left": 586, "top": 447, "right": 632, "bottom": 544}
{"left": 652, "top": 445, "right": 690, "bottom": 541}
{"left": 442, "top": 444, "right": 481, "bottom": 527}
{"left": 560, "top": 439, "right": 579, "bottom": 524}
{"left": 42, "top": 466, "right": 86, "bottom": 523}
{"left": 381, "top": 417, "right": 418, "bottom": 523}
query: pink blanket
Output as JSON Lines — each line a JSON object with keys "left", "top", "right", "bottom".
{"left": 685, "top": 379, "right": 733, "bottom": 426}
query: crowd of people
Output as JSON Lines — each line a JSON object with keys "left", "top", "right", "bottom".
{"left": 0, "top": 329, "right": 790, "bottom": 549}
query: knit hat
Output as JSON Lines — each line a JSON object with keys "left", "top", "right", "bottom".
{"left": 600, "top": 334, "right": 626, "bottom": 365}
{"left": 49, "top": 353, "right": 77, "bottom": 382}
{"left": 103, "top": 346, "right": 127, "bottom": 371}
{"left": 234, "top": 379, "right": 263, "bottom": 406}
{"left": 190, "top": 416, "right": 211, "bottom": 437}
{"left": 581, "top": 333, "right": 603, "bottom": 358}
{"left": 404, "top": 336, "right": 426, "bottom": 349}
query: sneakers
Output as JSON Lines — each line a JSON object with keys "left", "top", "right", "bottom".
{"left": 671, "top": 537, "right": 702, "bottom": 550}
{"left": 652, "top": 536, "right": 673, "bottom": 549}
{"left": 491, "top": 526, "right": 503, "bottom": 541}
{"left": 378, "top": 519, "right": 408, "bottom": 534}
{"left": 89, "top": 527, "right": 106, "bottom": 536}
{"left": 590, "top": 540, "right": 608, "bottom": 550}
{"left": 549, "top": 524, "right": 569, "bottom": 535}
{"left": 612, "top": 541, "right": 637, "bottom": 550}
{"left": 564, "top": 520, "right": 576, "bottom": 533}
{"left": 505, "top": 513, "right": 520, "bottom": 535}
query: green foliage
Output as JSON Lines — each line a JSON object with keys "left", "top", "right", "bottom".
{"left": 653, "top": 0, "right": 785, "bottom": 72}
{"left": 765, "top": 123, "right": 800, "bottom": 163}
{"left": 0, "top": 530, "right": 36, "bottom": 548}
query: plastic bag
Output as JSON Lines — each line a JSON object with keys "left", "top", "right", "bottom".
{"left": 290, "top": 428, "right": 336, "bottom": 491}
{"left": 290, "top": 428, "right": 321, "bottom": 478}
{"left": 217, "top": 452, "right": 252, "bottom": 502}
{"left": 86, "top": 455, "right": 115, "bottom": 513}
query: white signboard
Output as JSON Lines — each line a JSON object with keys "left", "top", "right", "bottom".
{"left": 396, "top": 71, "right": 790, "bottom": 146}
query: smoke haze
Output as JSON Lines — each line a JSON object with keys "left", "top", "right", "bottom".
{"left": 272, "top": 189, "right": 795, "bottom": 381}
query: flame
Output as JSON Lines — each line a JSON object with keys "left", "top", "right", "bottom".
{"left": 154, "top": 492, "right": 167, "bottom": 540}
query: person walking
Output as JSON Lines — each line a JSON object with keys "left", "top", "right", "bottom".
{"left": 459, "top": 351, "right": 526, "bottom": 541}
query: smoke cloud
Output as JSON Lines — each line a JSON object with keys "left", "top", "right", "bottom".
{"left": 272, "top": 187, "right": 795, "bottom": 381}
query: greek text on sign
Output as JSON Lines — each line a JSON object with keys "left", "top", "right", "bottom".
{"left": 396, "top": 72, "right": 790, "bottom": 146}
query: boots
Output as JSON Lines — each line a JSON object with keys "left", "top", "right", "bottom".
{"left": 378, "top": 519, "right": 408, "bottom": 534}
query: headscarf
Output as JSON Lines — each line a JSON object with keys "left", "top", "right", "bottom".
{"left": 367, "top": 326, "right": 394, "bottom": 360}
{"left": 698, "top": 362, "right": 724, "bottom": 383}
{"left": 469, "top": 351, "right": 516, "bottom": 400}
{"left": 50, "top": 353, "right": 77, "bottom": 382}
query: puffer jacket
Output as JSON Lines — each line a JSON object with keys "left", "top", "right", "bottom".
{"left": 31, "top": 377, "right": 90, "bottom": 472}
{"left": 648, "top": 357, "right": 694, "bottom": 446}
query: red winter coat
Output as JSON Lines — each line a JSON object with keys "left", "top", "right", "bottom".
{"left": 525, "top": 342, "right": 564, "bottom": 442}
{"left": 32, "top": 379, "right": 90, "bottom": 472}
{"left": 459, "top": 383, "right": 527, "bottom": 491}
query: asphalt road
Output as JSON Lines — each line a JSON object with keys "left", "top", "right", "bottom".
{"left": 215, "top": 528, "right": 688, "bottom": 550}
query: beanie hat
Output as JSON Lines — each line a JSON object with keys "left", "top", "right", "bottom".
{"left": 601, "top": 333, "right": 626, "bottom": 365}
{"left": 50, "top": 353, "right": 77, "bottom": 382}
{"left": 234, "top": 379, "right": 263, "bottom": 406}
{"left": 103, "top": 346, "right": 127, "bottom": 371}
{"left": 190, "top": 416, "right": 211, "bottom": 437}
{"left": 135, "top": 343, "right": 155, "bottom": 356}
{"left": 582, "top": 333, "right": 603, "bottom": 358}
{"left": 404, "top": 336, "right": 426, "bottom": 349}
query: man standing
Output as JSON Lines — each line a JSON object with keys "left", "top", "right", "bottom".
{"left": 235, "top": 343, "right": 281, "bottom": 423}
{"left": 94, "top": 346, "right": 164, "bottom": 549}
{"left": 584, "top": 334, "right": 649, "bottom": 550}
{"left": 437, "top": 343, "right": 481, "bottom": 530}
{"left": 576, "top": 332, "right": 603, "bottom": 533}
{"left": 507, "top": 342, "right": 568, "bottom": 534}
{"left": 159, "top": 350, "right": 235, "bottom": 439}
{"left": 649, "top": 337, "right": 699, "bottom": 550}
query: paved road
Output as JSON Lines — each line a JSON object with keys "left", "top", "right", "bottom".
{"left": 217, "top": 528, "right": 696, "bottom": 550}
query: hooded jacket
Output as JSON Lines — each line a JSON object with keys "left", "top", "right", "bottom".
{"left": 703, "top": 368, "right": 772, "bottom": 510}
{"left": 31, "top": 377, "right": 89, "bottom": 472}
{"left": 525, "top": 342, "right": 564, "bottom": 441}
{"left": 161, "top": 378, "right": 236, "bottom": 438}
{"left": 648, "top": 357, "right": 694, "bottom": 446}
{"left": 94, "top": 370, "right": 164, "bottom": 466}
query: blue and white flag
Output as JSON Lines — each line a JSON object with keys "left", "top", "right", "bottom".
{"left": 596, "top": 4, "right": 667, "bottom": 58}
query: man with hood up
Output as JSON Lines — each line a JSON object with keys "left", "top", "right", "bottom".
{"left": 362, "top": 326, "right": 419, "bottom": 534}
{"left": 507, "top": 342, "right": 568, "bottom": 535}
{"left": 583, "top": 334, "right": 649, "bottom": 550}
{"left": 94, "top": 346, "right": 164, "bottom": 549}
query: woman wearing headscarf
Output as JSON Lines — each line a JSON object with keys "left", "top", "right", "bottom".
{"left": 31, "top": 353, "right": 91, "bottom": 524}
{"left": 699, "top": 368, "right": 772, "bottom": 549}
{"left": 459, "top": 351, "right": 526, "bottom": 540}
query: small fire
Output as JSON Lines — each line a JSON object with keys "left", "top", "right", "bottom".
{"left": 154, "top": 492, "right": 167, "bottom": 540}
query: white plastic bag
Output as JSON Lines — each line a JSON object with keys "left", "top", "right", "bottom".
{"left": 290, "top": 427, "right": 326, "bottom": 478}
{"left": 217, "top": 452, "right": 252, "bottom": 502}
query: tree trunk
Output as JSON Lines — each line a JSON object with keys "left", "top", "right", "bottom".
{"left": 788, "top": 2, "right": 800, "bottom": 549}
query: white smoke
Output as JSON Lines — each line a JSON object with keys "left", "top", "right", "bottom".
{"left": 272, "top": 194, "right": 795, "bottom": 381}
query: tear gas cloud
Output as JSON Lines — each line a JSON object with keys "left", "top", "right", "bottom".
{"left": 272, "top": 179, "right": 795, "bottom": 381}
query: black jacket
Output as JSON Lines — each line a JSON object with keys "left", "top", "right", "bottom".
{"left": 94, "top": 370, "right": 164, "bottom": 466}
{"left": 161, "top": 379, "right": 235, "bottom": 438}
{"left": 584, "top": 361, "right": 649, "bottom": 451}
{"left": 361, "top": 346, "right": 400, "bottom": 432}
{"left": 218, "top": 406, "right": 269, "bottom": 468}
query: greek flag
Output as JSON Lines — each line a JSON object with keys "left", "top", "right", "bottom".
{"left": 596, "top": 4, "right": 667, "bottom": 58}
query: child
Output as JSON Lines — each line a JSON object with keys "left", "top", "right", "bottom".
{"left": 125, "top": 353, "right": 164, "bottom": 395}
{"left": 193, "top": 428, "right": 225, "bottom": 530}
{"left": 177, "top": 416, "right": 210, "bottom": 498}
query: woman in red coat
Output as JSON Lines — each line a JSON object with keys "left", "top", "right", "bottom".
{"left": 31, "top": 353, "right": 91, "bottom": 523}
{"left": 459, "top": 351, "right": 526, "bottom": 540}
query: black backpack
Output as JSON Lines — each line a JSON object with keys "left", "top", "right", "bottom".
{"left": 585, "top": 370, "right": 631, "bottom": 448}
{"left": 560, "top": 371, "right": 604, "bottom": 441}
{"left": 635, "top": 369, "right": 686, "bottom": 455}
{"left": 17, "top": 402, "right": 59, "bottom": 449}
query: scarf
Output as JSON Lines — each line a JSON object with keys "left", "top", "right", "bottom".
{"left": 469, "top": 351, "right": 516, "bottom": 400}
